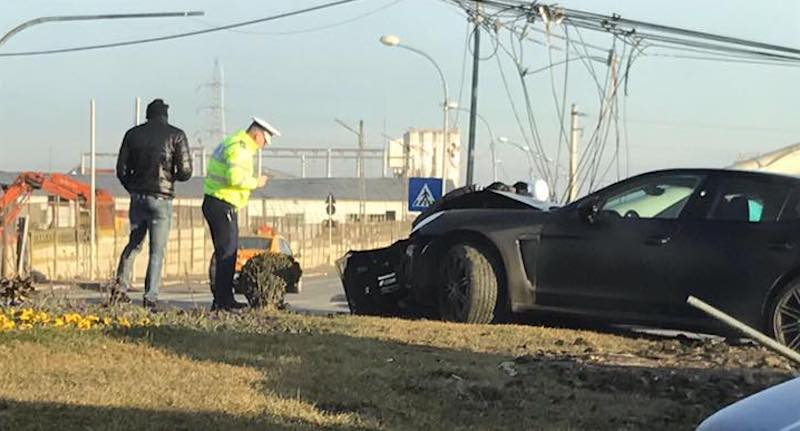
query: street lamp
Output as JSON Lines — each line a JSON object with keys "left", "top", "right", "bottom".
{"left": 497, "top": 137, "right": 536, "bottom": 185}
{"left": 0, "top": 12, "right": 204, "bottom": 49}
{"left": 380, "top": 34, "right": 452, "bottom": 190}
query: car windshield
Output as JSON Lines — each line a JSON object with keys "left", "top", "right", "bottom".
{"left": 602, "top": 175, "right": 702, "bottom": 219}
{"left": 238, "top": 237, "right": 272, "bottom": 250}
{"left": 279, "top": 239, "right": 293, "bottom": 256}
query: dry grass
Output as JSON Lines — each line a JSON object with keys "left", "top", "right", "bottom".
{"left": 0, "top": 308, "right": 795, "bottom": 431}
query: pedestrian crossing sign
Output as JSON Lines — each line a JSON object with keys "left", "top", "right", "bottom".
{"left": 408, "top": 177, "right": 443, "bottom": 212}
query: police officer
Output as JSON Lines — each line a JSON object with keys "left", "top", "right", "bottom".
{"left": 202, "top": 117, "right": 280, "bottom": 311}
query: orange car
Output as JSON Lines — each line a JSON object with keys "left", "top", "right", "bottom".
{"left": 209, "top": 234, "right": 303, "bottom": 295}
{"left": 235, "top": 235, "right": 295, "bottom": 272}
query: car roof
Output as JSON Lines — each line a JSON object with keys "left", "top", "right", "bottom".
{"left": 240, "top": 234, "right": 286, "bottom": 240}
{"left": 633, "top": 168, "right": 800, "bottom": 184}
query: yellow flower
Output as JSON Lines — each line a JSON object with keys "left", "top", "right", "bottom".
{"left": 138, "top": 317, "right": 151, "bottom": 326}
{"left": 85, "top": 315, "right": 100, "bottom": 323}
{"left": 117, "top": 317, "right": 131, "bottom": 328}
{"left": 18, "top": 323, "right": 33, "bottom": 330}
{"left": 77, "top": 319, "right": 93, "bottom": 330}
{"left": 64, "top": 313, "right": 82, "bottom": 324}
{"left": 102, "top": 317, "right": 112, "bottom": 326}
{"left": 1, "top": 320, "right": 15, "bottom": 331}
{"left": 54, "top": 317, "right": 65, "bottom": 327}
{"left": 34, "top": 312, "right": 51, "bottom": 324}
{"left": 17, "top": 308, "right": 34, "bottom": 322}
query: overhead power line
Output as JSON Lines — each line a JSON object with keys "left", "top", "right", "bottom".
{"left": 192, "top": 0, "right": 404, "bottom": 36}
{"left": 0, "top": 0, "right": 365, "bottom": 57}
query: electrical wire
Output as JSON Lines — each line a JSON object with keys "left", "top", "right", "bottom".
{"left": 193, "top": 0, "right": 403, "bottom": 36}
{"left": 0, "top": 0, "right": 365, "bottom": 57}
{"left": 453, "top": 20, "right": 472, "bottom": 126}
{"left": 545, "top": 22, "right": 571, "bottom": 195}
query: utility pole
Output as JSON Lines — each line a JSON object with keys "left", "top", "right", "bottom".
{"left": 334, "top": 118, "right": 367, "bottom": 225}
{"left": 134, "top": 97, "right": 141, "bottom": 126}
{"left": 490, "top": 139, "right": 498, "bottom": 182}
{"left": 568, "top": 103, "right": 582, "bottom": 203}
{"left": 465, "top": 3, "right": 483, "bottom": 186}
{"left": 358, "top": 120, "right": 366, "bottom": 225}
{"left": 89, "top": 98, "right": 97, "bottom": 281}
{"left": 327, "top": 148, "right": 333, "bottom": 178}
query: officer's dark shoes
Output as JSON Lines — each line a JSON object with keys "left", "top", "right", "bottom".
{"left": 211, "top": 300, "right": 248, "bottom": 312}
{"left": 229, "top": 300, "right": 248, "bottom": 310}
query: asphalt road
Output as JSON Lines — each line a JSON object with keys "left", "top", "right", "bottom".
{"left": 48, "top": 273, "right": 725, "bottom": 342}
{"left": 51, "top": 271, "right": 349, "bottom": 314}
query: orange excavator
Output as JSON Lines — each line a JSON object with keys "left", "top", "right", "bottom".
{"left": 0, "top": 172, "right": 115, "bottom": 236}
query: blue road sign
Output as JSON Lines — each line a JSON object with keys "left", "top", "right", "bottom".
{"left": 408, "top": 177, "right": 443, "bottom": 212}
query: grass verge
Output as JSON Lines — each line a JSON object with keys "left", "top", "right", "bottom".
{"left": 0, "top": 304, "right": 795, "bottom": 430}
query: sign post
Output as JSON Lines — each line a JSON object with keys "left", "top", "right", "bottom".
{"left": 408, "top": 177, "right": 444, "bottom": 213}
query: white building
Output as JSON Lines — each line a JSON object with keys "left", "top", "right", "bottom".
{"left": 730, "top": 142, "right": 800, "bottom": 175}
{"left": 388, "top": 128, "right": 461, "bottom": 186}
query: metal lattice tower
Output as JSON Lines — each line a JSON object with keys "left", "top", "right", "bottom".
{"left": 197, "top": 59, "right": 226, "bottom": 147}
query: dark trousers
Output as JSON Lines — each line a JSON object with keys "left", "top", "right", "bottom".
{"left": 202, "top": 195, "right": 238, "bottom": 306}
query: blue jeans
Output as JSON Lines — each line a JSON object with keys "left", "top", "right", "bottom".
{"left": 115, "top": 193, "right": 173, "bottom": 302}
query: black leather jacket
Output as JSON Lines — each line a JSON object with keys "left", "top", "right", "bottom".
{"left": 116, "top": 116, "right": 193, "bottom": 198}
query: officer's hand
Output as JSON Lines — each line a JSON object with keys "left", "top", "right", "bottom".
{"left": 257, "top": 175, "right": 269, "bottom": 187}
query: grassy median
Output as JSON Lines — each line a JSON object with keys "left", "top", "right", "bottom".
{"left": 0, "top": 303, "right": 795, "bottom": 431}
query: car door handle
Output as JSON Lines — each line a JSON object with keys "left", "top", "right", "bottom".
{"left": 768, "top": 241, "right": 796, "bottom": 252}
{"left": 644, "top": 235, "right": 671, "bottom": 246}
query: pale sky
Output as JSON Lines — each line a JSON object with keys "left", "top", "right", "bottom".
{"left": 2, "top": 0, "right": 800, "bottom": 193}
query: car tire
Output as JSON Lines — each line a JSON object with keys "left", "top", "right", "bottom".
{"left": 438, "top": 243, "right": 498, "bottom": 324}
{"left": 766, "top": 279, "right": 800, "bottom": 351}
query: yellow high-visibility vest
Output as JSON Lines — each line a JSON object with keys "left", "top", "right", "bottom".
{"left": 204, "top": 130, "right": 259, "bottom": 209}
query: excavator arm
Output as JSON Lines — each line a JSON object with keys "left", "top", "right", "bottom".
{"left": 0, "top": 172, "right": 114, "bottom": 236}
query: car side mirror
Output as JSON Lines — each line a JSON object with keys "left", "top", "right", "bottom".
{"left": 577, "top": 198, "right": 601, "bottom": 224}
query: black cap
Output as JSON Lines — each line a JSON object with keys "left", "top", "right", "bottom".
{"left": 146, "top": 98, "right": 169, "bottom": 119}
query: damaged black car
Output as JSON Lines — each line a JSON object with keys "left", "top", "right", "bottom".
{"left": 339, "top": 169, "right": 800, "bottom": 349}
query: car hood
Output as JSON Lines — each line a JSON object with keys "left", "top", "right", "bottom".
{"left": 411, "top": 189, "right": 556, "bottom": 235}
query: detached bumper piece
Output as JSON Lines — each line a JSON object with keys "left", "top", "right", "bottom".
{"left": 338, "top": 240, "right": 411, "bottom": 316}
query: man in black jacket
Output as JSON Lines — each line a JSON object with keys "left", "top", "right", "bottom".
{"left": 113, "top": 99, "right": 192, "bottom": 309}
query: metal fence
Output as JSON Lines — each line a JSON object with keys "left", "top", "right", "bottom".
{"left": 6, "top": 203, "right": 410, "bottom": 283}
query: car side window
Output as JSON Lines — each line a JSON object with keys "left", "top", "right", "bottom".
{"left": 706, "top": 178, "right": 790, "bottom": 223}
{"left": 779, "top": 189, "right": 800, "bottom": 221}
{"left": 601, "top": 174, "right": 703, "bottom": 220}
{"left": 279, "top": 239, "right": 293, "bottom": 256}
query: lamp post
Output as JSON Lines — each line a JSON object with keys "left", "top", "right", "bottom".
{"left": 380, "top": 34, "right": 451, "bottom": 190}
{"left": 497, "top": 137, "right": 538, "bottom": 185}
{"left": 0, "top": 12, "right": 204, "bottom": 49}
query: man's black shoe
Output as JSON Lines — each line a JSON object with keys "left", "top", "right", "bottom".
{"left": 107, "top": 283, "right": 132, "bottom": 306}
{"left": 143, "top": 298, "right": 159, "bottom": 311}
{"left": 108, "top": 290, "right": 132, "bottom": 306}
